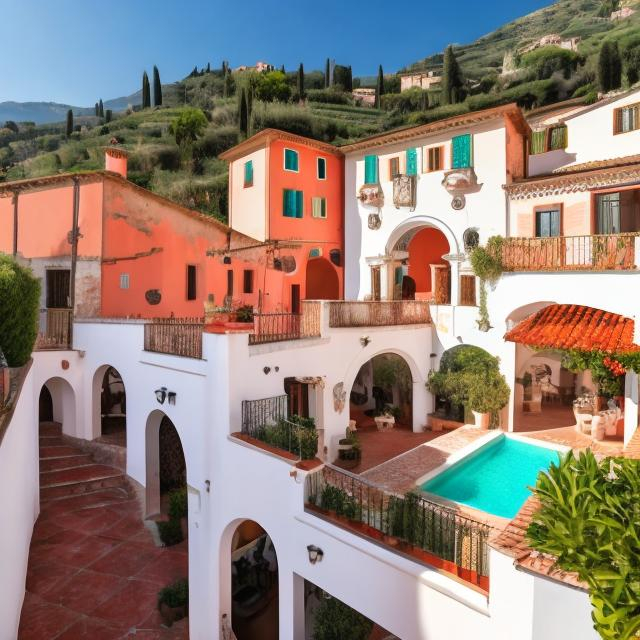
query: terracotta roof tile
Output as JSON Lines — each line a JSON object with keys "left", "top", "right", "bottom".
{"left": 505, "top": 304, "right": 640, "bottom": 354}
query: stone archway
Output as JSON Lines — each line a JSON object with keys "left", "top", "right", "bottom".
{"left": 92, "top": 365, "right": 126, "bottom": 445}
{"left": 305, "top": 257, "right": 339, "bottom": 300}
{"left": 39, "top": 377, "right": 76, "bottom": 435}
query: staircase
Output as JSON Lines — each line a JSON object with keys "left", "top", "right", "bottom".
{"left": 39, "top": 421, "right": 131, "bottom": 503}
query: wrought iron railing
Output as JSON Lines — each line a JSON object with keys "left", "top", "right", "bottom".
{"left": 498, "top": 233, "right": 638, "bottom": 272}
{"left": 35, "top": 308, "right": 73, "bottom": 350}
{"left": 144, "top": 317, "right": 204, "bottom": 359}
{"left": 241, "top": 395, "right": 288, "bottom": 433}
{"left": 328, "top": 300, "right": 430, "bottom": 328}
{"left": 250, "top": 302, "right": 321, "bottom": 345}
{"left": 305, "top": 465, "right": 491, "bottom": 586}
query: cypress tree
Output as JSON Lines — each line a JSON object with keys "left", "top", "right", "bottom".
{"left": 142, "top": 71, "right": 151, "bottom": 108}
{"left": 280, "top": 64, "right": 285, "bottom": 74}
{"left": 206, "top": 62, "right": 211, "bottom": 73}
{"left": 325, "top": 58, "right": 330, "bottom": 88}
{"left": 246, "top": 87, "right": 253, "bottom": 134}
{"left": 346, "top": 65, "right": 353, "bottom": 92}
{"left": 610, "top": 41, "right": 622, "bottom": 90}
{"left": 153, "top": 65, "right": 163, "bottom": 106}
{"left": 94, "top": 102, "right": 99, "bottom": 117}
{"left": 297, "top": 63, "right": 305, "bottom": 100}
{"left": 98, "top": 99, "right": 104, "bottom": 118}
{"left": 375, "top": 65, "right": 384, "bottom": 108}
{"left": 105, "top": 109, "right": 112, "bottom": 123}
{"left": 65, "top": 109, "right": 73, "bottom": 137}
{"left": 598, "top": 41, "right": 612, "bottom": 92}
{"left": 442, "top": 45, "right": 464, "bottom": 105}
{"left": 223, "top": 70, "right": 233, "bottom": 98}
{"left": 239, "top": 88, "right": 248, "bottom": 137}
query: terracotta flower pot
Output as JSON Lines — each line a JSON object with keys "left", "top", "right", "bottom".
{"left": 472, "top": 411, "right": 490, "bottom": 429}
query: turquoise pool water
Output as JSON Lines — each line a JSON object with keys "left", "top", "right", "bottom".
{"left": 420, "top": 436, "right": 561, "bottom": 519}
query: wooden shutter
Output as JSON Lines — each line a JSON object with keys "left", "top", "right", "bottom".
{"left": 226, "top": 270, "right": 233, "bottom": 296}
{"left": 549, "top": 126, "right": 567, "bottom": 150}
{"left": 295, "top": 190, "right": 303, "bottom": 218}
{"left": 389, "top": 157, "right": 400, "bottom": 178}
{"left": 530, "top": 130, "right": 547, "bottom": 154}
{"left": 285, "top": 149, "right": 298, "bottom": 171}
{"left": 452, "top": 134, "right": 472, "bottom": 169}
{"left": 364, "top": 155, "right": 378, "bottom": 183}
{"left": 46, "top": 270, "right": 71, "bottom": 308}
{"left": 459, "top": 275, "right": 476, "bottom": 306}
{"left": 186, "top": 265, "right": 197, "bottom": 300}
{"left": 428, "top": 147, "right": 442, "bottom": 171}
{"left": 406, "top": 147, "right": 418, "bottom": 176}
{"left": 243, "top": 270, "right": 254, "bottom": 294}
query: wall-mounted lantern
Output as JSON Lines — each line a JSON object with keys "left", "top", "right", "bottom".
{"left": 307, "top": 544, "right": 324, "bottom": 564}
{"left": 155, "top": 387, "right": 167, "bottom": 404}
{"left": 167, "top": 391, "right": 177, "bottom": 405}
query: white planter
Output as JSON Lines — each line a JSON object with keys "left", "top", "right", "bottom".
{"left": 472, "top": 411, "right": 490, "bottom": 429}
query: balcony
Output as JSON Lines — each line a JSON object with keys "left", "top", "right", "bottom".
{"left": 328, "top": 300, "right": 431, "bottom": 328}
{"left": 305, "top": 464, "right": 491, "bottom": 591}
{"left": 35, "top": 308, "right": 73, "bottom": 350}
{"left": 143, "top": 317, "right": 204, "bottom": 359}
{"left": 249, "top": 301, "right": 321, "bottom": 346}
{"left": 499, "top": 233, "right": 638, "bottom": 272}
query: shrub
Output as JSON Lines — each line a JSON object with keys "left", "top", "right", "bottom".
{"left": 153, "top": 146, "right": 182, "bottom": 171}
{"left": 235, "top": 304, "right": 254, "bottom": 323}
{"left": 0, "top": 255, "right": 41, "bottom": 366}
{"left": 169, "top": 108, "right": 208, "bottom": 146}
{"left": 521, "top": 46, "right": 582, "bottom": 80}
{"left": 168, "top": 488, "right": 188, "bottom": 520}
{"left": 258, "top": 415, "right": 318, "bottom": 460}
{"left": 157, "top": 518, "right": 183, "bottom": 546}
{"left": 194, "top": 126, "right": 238, "bottom": 158}
{"left": 312, "top": 595, "right": 373, "bottom": 640}
{"left": 307, "top": 88, "right": 352, "bottom": 105}
{"left": 470, "top": 236, "right": 504, "bottom": 283}
{"left": 158, "top": 578, "right": 189, "bottom": 608}
{"left": 528, "top": 451, "right": 640, "bottom": 640}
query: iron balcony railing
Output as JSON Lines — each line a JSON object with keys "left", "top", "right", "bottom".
{"left": 35, "top": 308, "right": 73, "bottom": 350}
{"left": 328, "top": 300, "right": 431, "bottom": 328}
{"left": 144, "top": 317, "right": 204, "bottom": 359}
{"left": 249, "top": 301, "right": 321, "bottom": 345}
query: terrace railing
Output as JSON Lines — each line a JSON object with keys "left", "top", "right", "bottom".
{"left": 144, "top": 317, "right": 204, "bottom": 359}
{"left": 250, "top": 302, "right": 321, "bottom": 345}
{"left": 241, "top": 394, "right": 288, "bottom": 433}
{"left": 328, "top": 300, "right": 431, "bottom": 328}
{"left": 35, "top": 308, "right": 73, "bottom": 350}
{"left": 499, "top": 233, "right": 638, "bottom": 272}
{"left": 305, "top": 464, "right": 491, "bottom": 589}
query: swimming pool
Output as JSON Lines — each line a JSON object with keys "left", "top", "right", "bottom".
{"left": 419, "top": 435, "right": 562, "bottom": 519}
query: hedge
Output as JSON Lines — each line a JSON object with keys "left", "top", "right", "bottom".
{"left": 0, "top": 254, "right": 41, "bottom": 366}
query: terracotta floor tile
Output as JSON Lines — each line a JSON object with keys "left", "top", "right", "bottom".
{"left": 49, "top": 569, "right": 128, "bottom": 615}
{"left": 53, "top": 617, "right": 126, "bottom": 640}
{"left": 135, "top": 549, "right": 189, "bottom": 586}
{"left": 101, "top": 515, "right": 148, "bottom": 542}
{"left": 31, "top": 519, "right": 66, "bottom": 543}
{"left": 91, "top": 579, "right": 161, "bottom": 628}
{"left": 52, "top": 534, "right": 121, "bottom": 569}
{"left": 88, "top": 541, "right": 161, "bottom": 577}
{"left": 25, "top": 561, "right": 79, "bottom": 597}
{"left": 17, "top": 593, "right": 78, "bottom": 640}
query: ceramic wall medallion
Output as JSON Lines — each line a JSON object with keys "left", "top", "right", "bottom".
{"left": 368, "top": 213, "right": 381, "bottom": 230}
{"left": 333, "top": 382, "right": 347, "bottom": 413}
{"left": 145, "top": 289, "right": 161, "bottom": 305}
{"left": 358, "top": 184, "right": 384, "bottom": 208}
{"left": 451, "top": 195, "right": 466, "bottom": 210}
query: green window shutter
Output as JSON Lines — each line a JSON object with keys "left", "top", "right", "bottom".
{"left": 364, "top": 155, "right": 378, "bottom": 184}
{"left": 549, "top": 126, "right": 567, "bottom": 151}
{"left": 285, "top": 149, "right": 299, "bottom": 171}
{"left": 295, "top": 190, "right": 303, "bottom": 218}
{"left": 530, "top": 130, "right": 547, "bottom": 155}
{"left": 452, "top": 134, "right": 472, "bottom": 169}
{"left": 317, "top": 157, "right": 326, "bottom": 179}
{"left": 244, "top": 161, "right": 253, "bottom": 186}
{"left": 283, "top": 189, "right": 297, "bottom": 217}
{"left": 406, "top": 147, "right": 418, "bottom": 176}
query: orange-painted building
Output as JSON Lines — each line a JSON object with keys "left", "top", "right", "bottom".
{"left": 221, "top": 129, "right": 344, "bottom": 311}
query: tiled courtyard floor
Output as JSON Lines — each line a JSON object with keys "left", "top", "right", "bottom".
{"left": 19, "top": 489, "right": 189, "bottom": 639}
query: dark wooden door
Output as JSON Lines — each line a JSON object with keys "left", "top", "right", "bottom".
{"left": 291, "top": 284, "right": 301, "bottom": 314}
{"left": 46, "top": 269, "right": 70, "bottom": 308}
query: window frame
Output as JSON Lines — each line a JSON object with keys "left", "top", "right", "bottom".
{"left": 614, "top": 102, "right": 640, "bottom": 135}
{"left": 283, "top": 188, "right": 304, "bottom": 218}
{"left": 425, "top": 145, "right": 444, "bottom": 172}
{"left": 243, "top": 269, "right": 254, "bottom": 294}
{"left": 226, "top": 269, "right": 234, "bottom": 297}
{"left": 283, "top": 148, "right": 299, "bottom": 172}
{"left": 451, "top": 133, "right": 473, "bottom": 170}
{"left": 119, "top": 273, "right": 130, "bottom": 290}
{"left": 388, "top": 156, "right": 400, "bottom": 180}
{"left": 317, "top": 157, "right": 327, "bottom": 180}
{"left": 186, "top": 264, "right": 197, "bottom": 301}
{"left": 533, "top": 204, "right": 563, "bottom": 238}
{"left": 312, "top": 196, "right": 327, "bottom": 219}
{"left": 243, "top": 160, "right": 253, "bottom": 188}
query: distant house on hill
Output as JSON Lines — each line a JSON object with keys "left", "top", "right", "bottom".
{"left": 234, "top": 61, "right": 273, "bottom": 73}
{"left": 520, "top": 34, "right": 580, "bottom": 54}
{"left": 352, "top": 88, "right": 376, "bottom": 106}
{"left": 611, "top": 6, "right": 636, "bottom": 20}
{"left": 399, "top": 71, "right": 441, "bottom": 93}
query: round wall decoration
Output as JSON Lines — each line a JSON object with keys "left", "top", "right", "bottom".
{"left": 451, "top": 195, "right": 466, "bottom": 210}
{"left": 145, "top": 289, "right": 162, "bottom": 305}
{"left": 368, "top": 213, "right": 381, "bottom": 230}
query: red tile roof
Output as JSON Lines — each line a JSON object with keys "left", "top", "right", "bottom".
{"left": 505, "top": 304, "right": 640, "bottom": 354}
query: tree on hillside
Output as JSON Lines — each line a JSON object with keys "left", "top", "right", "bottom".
{"left": 98, "top": 99, "right": 104, "bottom": 118}
{"left": 153, "top": 66, "right": 163, "bottom": 106}
{"left": 94, "top": 102, "right": 99, "bottom": 117}
{"left": 599, "top": 40, "right": 622, "bottom": 92}
{"left": 222, "top": 60, "right": 228, "bottom": 75}
{"left": 375, "top": 65, "right": 384, "bottom": 108}
{"left": 206, "top": 62, "right": 211, "bottom": 73}
{"left": 624, "top": 44, "right": 640, "bottom": 85}
{"left": 442, "top": 45, "right": 464, "bottom": 105}
{"left": 346, "top": 66, "right": 353, "bottom": 92}
{"left": 280, "top": 64, "right": 285, "bottom": 74}
{"left": 169, "top": 108, "right": 208, "bottom": 146}
{"left": 255, "top": 70, "right": 291, "bottom": 102}
{"left": 297, "top": 63, "right": 305, "bottom": 100}
{"left": 65, "top": 109, "right": 73, "bottom": 137}
{"left": 4, "top": 121, "right": 18, "bottom": 133}
{"left": 105, "top": 109, "right": 112, "bottom": 123}
{"left": 223, "top": 70, "right": 234, "bottom": 98}
{"left": 325, "top": 58, "right": 330, "bottom": 88}
{"left": 610, "top": 41, "right": 622, "bottom": 90}
{"left": 142, "top": 71, "right": 151, "bottom": 108}
{"left": 239, "top": 88, "right": 249, "bottom": 137}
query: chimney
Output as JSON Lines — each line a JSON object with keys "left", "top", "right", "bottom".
{"left": 105, "top": 146, "right": 128, "bottom": 179}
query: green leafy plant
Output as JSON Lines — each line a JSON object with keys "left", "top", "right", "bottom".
{"left": 561, "top": 349, "right": 625, "bottom": 398}
{"left": 157, "top": 518, "right": 183, "bottom": 546}
{"left": 312, "top": 593, "right": 373, "bottom": 640}
{"left": 470, "top": 237, "right": 504, "bottom": 332}
{"left": 169, "top": 108, "right": 208, "bottom": 146}
{"left": 257, "top": 415, "right": 318, "bottom": 459}
{"left": 167, "top": 488, "right": 188, "bottom": 521}
{"left": 0, "top": 255, "right": 41, "bottom": 366}
{"left": 235, "top": 304, "right": 254, "bottom": 323}
{"left": 158, "top": 578, "right": 189, "bottom": 609}
{"left": 528, "top": 451, "right": 640, "bottom": 640}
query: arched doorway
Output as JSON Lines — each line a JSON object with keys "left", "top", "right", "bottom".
{"left": 305, "top": 257, "right": 339, "bottom": 300}
{"left": 145, "top": 411, "right": 186, "bottom": 519}
{"left": 93, "top": 366, "right": 126, "bottom": 446}
{"left": 38, "top": 377, "right": 76, "bottom": 435}
{"left": 229, "top": 520, "right": 278, "bottom": 640}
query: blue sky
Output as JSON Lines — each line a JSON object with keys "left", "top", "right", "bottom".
{"left": 2, "top": 0, "right": 552, "bottom": 105}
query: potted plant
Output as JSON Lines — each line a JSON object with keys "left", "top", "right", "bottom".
{"left": 168, "top": 488, "right": 188, "bottom": 540}
{"left": 234, "top": 304, "right": 254, "bottom": 325}
{"left": 467, "top": 371, "right": 510, "bottom": 428}
{"left": 158, "top": 578, "right": 188, "bottom": 627}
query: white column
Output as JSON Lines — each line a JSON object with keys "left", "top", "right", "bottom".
{"left": 412, "top": 379, "right": 430, "bottom": 432}
{"left": 624, "top": 371, "right": 639, "bottom": 446}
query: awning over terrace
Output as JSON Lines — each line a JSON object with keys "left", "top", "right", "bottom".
{"left": 504, "top": 304, "right": 640, "bottom": 354}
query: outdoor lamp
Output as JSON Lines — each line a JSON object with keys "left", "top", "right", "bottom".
{"left": 360, "top": 335, "right": 371, "bottom": 347}
{"left": 307, "top": 544, "right": 324, "bottom": 564}
{"left": 167, "top": 391, "right": 177, "bottom": 405}
{"left": 155, "top": 387, "right": 167, "bottom": 404}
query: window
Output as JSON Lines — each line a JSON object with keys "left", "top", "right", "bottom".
{"left": 283, "top": 189, "right": 303, "bottom": 218}
{"left": 243, "top": 269, "right": 254, "bottom": 294}
{"left": 119, "top": 273, "right": 130, "bottom": 290}
{"left": 284, "top": 148, "right": 299, "bottom": 171}
{"left": 388, "top": 157, "right": 400, "bottom": 179}
{"left": 312, "top": 196, "right": 327, "bottom": 218}
{"left": 46, "top": 269, "right": 70, "bottom": 308}
{"left": 614, "top": 103, "right": 640, "bottom": 134}
{"left": 451, "top": 134, "right": 473, "bottom": 169}
{"left": 317, "top": 157, "right": 326, "bottom": 180}
{"left": 549, "top": 126, "right": 568, "bottom": 151}
{"left": 364, "top": 155, "right": 378, "bottom": 184}
{"left": 596, "top": 193, "right": 620, "bottom": 234}
{"left": 243, "top": 160, "right": 253, "bottom": 187}
{"left": 426, "top": 146, "right": 443, "bottom": 172}
{"left": 406, "top": 147, "right": 418, "bottom": 176}
{"left": 531, "top": 126, "right": 568, "bottom": 154}
{"left": 226, "top": 270, "right": 234, "bottom": 297}
{"left": 187, "top": 265, "right": 197, "bottom": 300}
{"left": 535, "top": 208, "right": 561, "bottom": 237}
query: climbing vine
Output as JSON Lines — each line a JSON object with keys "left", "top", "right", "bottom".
{"left": 469, "top": 236, "right": 504, "bottom": 332}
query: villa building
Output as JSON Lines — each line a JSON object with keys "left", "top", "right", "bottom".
{"left": 4, "top": 91, "right": 640, "bottom": 640}
{"left": 399, "top": 71, "right": 441, "bottom": 92}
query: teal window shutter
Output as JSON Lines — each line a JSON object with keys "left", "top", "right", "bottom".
{"left": 317, "top": 157, "right": 326, "bottom": 179}
{"left": 452, "top": 134, "right": 472, "bottom": 169}
{"left": 364, "top": 155, "right": 378, "bottom": 183}
{"left": 283, "top": 189, "right": 297, "bottom": 217}
{"left": 244, "top": 160, "right": 253, "bottom": 186}
{"left": 406, "top": 148, "right": 417, "bottom": 176}
{"left": 295, "top": 190, "right": 303, "bottom": 218}
{"left": 285, "top": 149, "right": 299, "bottom": 171}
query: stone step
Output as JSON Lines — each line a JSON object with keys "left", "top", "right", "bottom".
{"left": 40, "top": 464, "right": 126, "bottom": 501}
{"left": 39, "top": 435, "right": 64, "bottom": 447}
{"left": 39, "top": 486, "right": 135, "bottom": 515}
{"left": 39, "top": 421, "right": 62, "bottom": 437}
{"left": 39, "top": 454, "right": 94, "bottom": 472}
{"left": 40, "top": 445, "right": 84, "bottom": 459}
